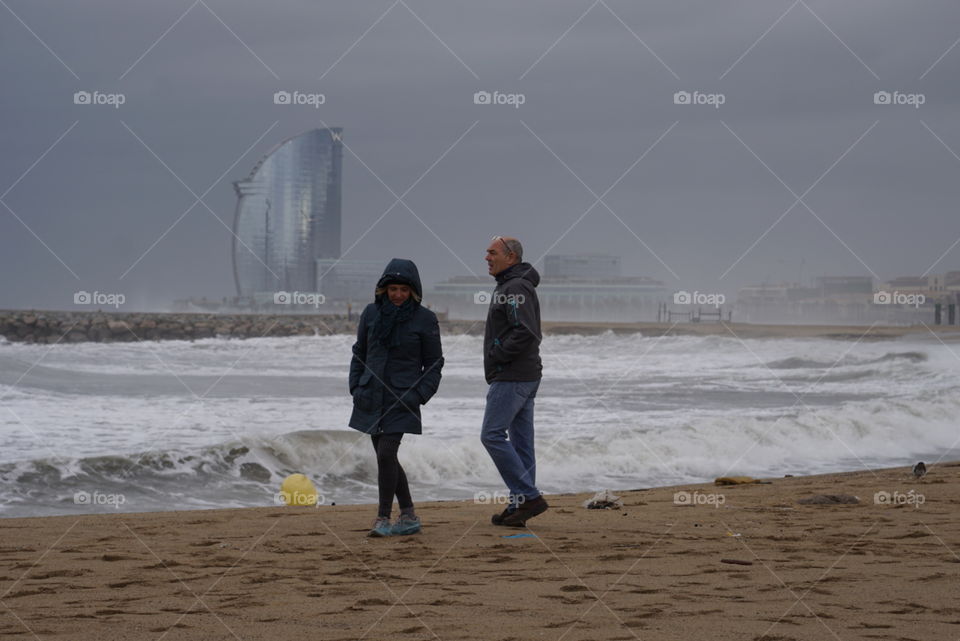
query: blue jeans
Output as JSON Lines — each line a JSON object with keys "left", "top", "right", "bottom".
{"left": 480, "top": 380, "right": 541, "bottom": 506}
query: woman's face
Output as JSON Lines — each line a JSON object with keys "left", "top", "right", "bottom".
{"left": 387, "top": 284, "right": 411, "bottom": 306}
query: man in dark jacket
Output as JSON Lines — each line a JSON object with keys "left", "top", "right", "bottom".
{"left": 480, "top": 236, "right": 548, "bottom": 527}
{"left": 349, "top": 258, "right": 443, "bottom": 536}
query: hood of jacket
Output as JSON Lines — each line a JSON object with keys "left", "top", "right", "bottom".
{"left": 376, "top": 258, "right": 423, "bottom": 300}
{"left": 495, "top": 261, "right": 540, "bottom": 287}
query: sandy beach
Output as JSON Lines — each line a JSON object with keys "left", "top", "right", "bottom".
{"left": 1, "top": 462, "right": 957, "bottom": 641}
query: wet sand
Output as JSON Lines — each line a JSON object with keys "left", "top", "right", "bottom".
{"left": 1, "top": 462, "right": 958, "bottom": 640}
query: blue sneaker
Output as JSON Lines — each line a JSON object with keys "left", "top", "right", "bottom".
{"left": 391, "top": 514, "right": 421, "bottom": 536}
{"left": 367, "top": 516, "right": 393, "bottom": 537}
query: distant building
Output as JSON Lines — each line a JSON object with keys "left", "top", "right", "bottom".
{"left": 431, "top": 254, "right": 667, "bottom": 321}
{"left": 736, "top": 272, "right": 960, "bottom": 326}
{"left": 737, "top": 283, "right": 816, "bottom": 306}
{"left": 814, "top": 276, "right": 874, "bottom": 298}
{"left": 232, "top": 128, "right": 343, "bottom": 298}
{"left": 544, "top": 254, "right": 621, "bottom": 280}
{"left": 883, "top": 275, "right": 949, "bottom": 294}
{"left": 884, "top": 276, "right": 930, "bottom": 293}
{"left": 946, "top": 271, "right": 960, "bottom": 291}
{"left": 537, "top": 276, "right": 666, "bottom": 321}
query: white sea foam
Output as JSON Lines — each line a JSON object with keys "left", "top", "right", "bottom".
{"left": 0, "top": 332, "right": 957, "bottom": 517}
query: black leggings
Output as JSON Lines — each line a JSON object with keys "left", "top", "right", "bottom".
{"left": 371, "top": 433, "right": 413, "bottom": 518}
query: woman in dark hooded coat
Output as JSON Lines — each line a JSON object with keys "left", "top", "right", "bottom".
{"left": 348, "top": 258, "right": 443, "bottom": 536}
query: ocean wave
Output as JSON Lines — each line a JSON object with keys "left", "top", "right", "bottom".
{"left": 765, "top": 351, "right": 927, "bottom": 370}
{"left": 3, "top": 390, "right": 958, "bottom": 518}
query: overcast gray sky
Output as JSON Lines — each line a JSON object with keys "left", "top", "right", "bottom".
{"left": 2, "top": 0, "right": 960, "bottom": 310}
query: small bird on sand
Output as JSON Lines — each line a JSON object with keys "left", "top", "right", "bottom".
{"left": 912, "top": 462, "right": 927, "bottom": 479}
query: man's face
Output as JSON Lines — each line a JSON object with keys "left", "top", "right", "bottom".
{"left": 387, "top": 284, "right": 411, "bottom": 306}
{"left": 485, "top": 239, "right": 515, "bottom": 276}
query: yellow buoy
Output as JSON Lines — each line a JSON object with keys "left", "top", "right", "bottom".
{"left": 279, "top": 473, "right": 318, "bottom": 506}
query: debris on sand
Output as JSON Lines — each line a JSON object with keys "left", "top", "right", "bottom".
{"left": 582, "top": 490, "right": 624, "bottom": 510}
{"left": 714, "top": 476, "right": 772, "bottom": 486}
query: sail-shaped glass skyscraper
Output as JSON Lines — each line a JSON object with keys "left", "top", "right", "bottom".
{"left": 232, "top": 128, "right": 343, "bottom": 297}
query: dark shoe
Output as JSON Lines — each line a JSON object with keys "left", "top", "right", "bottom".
{"left": 500, "top": 496, "right": 548, "bottom": 527}
{"left": 491, "top": 505, "right": 517, "bottom": 526}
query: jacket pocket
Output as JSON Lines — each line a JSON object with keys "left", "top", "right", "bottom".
{"left": 353, "top": 370, "right": 378, "bottom": 411}
{"left": 394, "top": 387, "right": 423, "bottom": 410}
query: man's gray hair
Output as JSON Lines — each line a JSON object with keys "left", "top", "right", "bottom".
{"left": 504, "top": 238, "right": 523, "bottom": 261}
